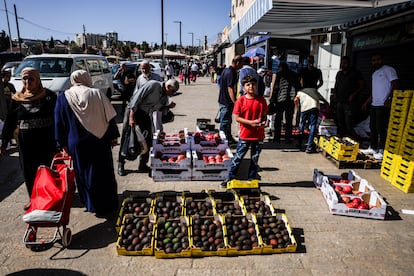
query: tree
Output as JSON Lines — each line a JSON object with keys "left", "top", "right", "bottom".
{"left": 120, "top": 45, "right": 131, "bottom": 59}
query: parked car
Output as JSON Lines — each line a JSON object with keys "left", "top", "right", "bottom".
{"left": 133, "top": 61, "right": 165, "bottom": 79}
{"left": 111, "top": 62, "right": 138, "bottom": 100}
{"left": 1, "top": 61, "right": 22, "bottom": 75}
{"left": 10, "top": 54, "right": 114, "bottom": 97}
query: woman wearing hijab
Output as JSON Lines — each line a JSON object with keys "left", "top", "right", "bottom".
{"left": 55, "top": 70, "right": 120, "bottom": 217}
{"left": 0, "top": 67, "right": 57, "bottom": 210}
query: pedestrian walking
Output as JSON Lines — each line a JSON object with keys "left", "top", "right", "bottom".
{"left": 117, "top": 79, "right": 179, "bottom": 176}
{"left": 114, "top": 62, "right": 136, "bottom": 113}
{"left": 0, "top": 67, "right": 57, "bottom": 210}
{"left": 55, "top": 70, "right": 120, "bottom": 217}
{"left": 165, "top": 62, "right": 174, "bottom": 80}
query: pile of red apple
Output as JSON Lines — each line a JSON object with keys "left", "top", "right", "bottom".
{"left": 197, "top": 152, "right": 231, "bottom": 164}
{"left": 193, "top": 131, "right": 222, "bottom": 145}
{"left": 339, "top": 196, "right": 370, "bottom": 210}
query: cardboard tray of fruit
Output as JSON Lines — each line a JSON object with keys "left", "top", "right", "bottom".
{"left": 313, "top": 168, "right": 361, "bottom": 189}
{"left": 321, "top": 180, "right": 387, "bottom": 219}
{"left": 239, "top": 194, "right": 276, "bottom": 216}
{"left": 151, "top": 149, "right": 192, "bottom": 169}
{"left": 116, "top": 214, "right": 156, "bottom": 256}
{"left": 330, "top": 178, "right": 375, "bottom": 196}
{"left": 191, "top": 148, "right": 233, "bottom": 170}
{"left": 115, "top": 195, "right": 154, "bottom": 234}
{"left": 154, "top": 216, "right": 192, "bottom": 258}
{"left": 192, "top": 129, "right": 228, "bottom": 150}
{"left": 224, "top": 214, "right": 263, "bottom": 256}
{"left": 190, "top": 215, "right": 228, "bottom": 257}
{"left": 152, "top": 192, "right": 185, "bottom": 219}
{"left": 152, "top": 129, "right": 191, "bottom": 151}
{"left": 256, "top": 213, "right": 297, "bottom": 254}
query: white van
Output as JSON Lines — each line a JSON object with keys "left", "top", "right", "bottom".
{"left": 11, "top": 54, "right": 114, "bottom": 97}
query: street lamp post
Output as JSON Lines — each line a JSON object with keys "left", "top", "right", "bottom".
{"left": 188, "top": 32, "right": 194, "bottom": 55}
{"left": 173, "top": 20, "right": 182, "bottom": 49}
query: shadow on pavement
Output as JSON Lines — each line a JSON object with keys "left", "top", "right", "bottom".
{"left": 0, "top": 148, "right": 25, "bottom": 202}
{"left": 260, "top": 181, "right": 315, "bottom": 188}
{"left": 292, "top": 228, "right": 306, "bottom": 253}
{"left": 7, "top": 268, "right": 87, "bottom": 276}
{"left": 68, "top": 218, "right": 117, "bottom": 250}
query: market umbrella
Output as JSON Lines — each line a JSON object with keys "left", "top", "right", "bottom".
{"left": 145, "top": 49, "right": 188, "bottom": 59}
{"left": 243, "top": 47, "right": 266, "bottom": 59}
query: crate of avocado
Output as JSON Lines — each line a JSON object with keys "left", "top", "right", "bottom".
{"left": 184, "top": 191, "right": 215, "bottom": 216}
{"left": 154, "top": 216, "right": 192, "bottom": 258}
{"left": 190, "top": 215, "right": 228, "bottom": 257}
{"left": 239, "top": 194, "right": 276, "bottom": 216}
{"left": 115, "top": 192, "right": 154, "bottom": 233}
{"left": 116, "top": 214, "right": 156, "bottom": 256}
{"left": 153, "top": 192, "right": 184, "bottom": 220}
{"left": 256, "top": 214, "right": 297, "bottom": 254}
{"left": 225, "top": 214, "right": 262, "bottom": 256}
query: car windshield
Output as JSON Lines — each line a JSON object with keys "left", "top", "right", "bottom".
{"left": 14, "top": 57, "right": 73, "bottom": 78}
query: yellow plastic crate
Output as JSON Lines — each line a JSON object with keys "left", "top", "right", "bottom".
{"left": 115, "top": 195, "right": 154, "bottom": 234}
{"left": 225, "top": 214, "right": 263, "bottom": 256}
{"left": 385, "top": 135, "right": 401, "bottom": 154}
{"left": 391, "top": 156, "right": 414, "bottom": 193}
{"left": 116, "top": 214, "right": 157, "bottom": 256}
{"left": 329, "top": 136, "right": 359, "bottom": 152}
{"left": 380, "top": 150, "right": 397, "bottom": 182}
{"left": 399, "top": 132, "right": 414, "bottom": 161}
{"left": 258, "top": 213, "right": 297, "bottom": 254}
{"left": 318, "top": 136, "right": 331, "bottom": 152}
{"left": 226, "top": 179, "right": 259, "bottom": 189}
{"left": 190, "top": 215, "right": 228, "bottom": 257}
{"left": 154, "top": 216, "right": 192, "bottom": 258}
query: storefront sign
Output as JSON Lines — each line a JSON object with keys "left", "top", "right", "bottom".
{"left": 246, "top": 35, "right": 270, "bottom": 47}
{"left": 352, "top": 29, "right": 402, "bottom": 50}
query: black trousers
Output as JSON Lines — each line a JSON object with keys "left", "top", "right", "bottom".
{"left": 369, "top": 106, "right": 390, "bottom": 150}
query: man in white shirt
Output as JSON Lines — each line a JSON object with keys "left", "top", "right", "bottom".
{"left": 361, "top": 53, "right": 399, "bottom": 160}
{"left": 191, "top": 62, "right": 199, "bottom": 82}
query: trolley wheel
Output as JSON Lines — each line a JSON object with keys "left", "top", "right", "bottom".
{"left": 62, "top": 228, "right": 72, "bottom": 248}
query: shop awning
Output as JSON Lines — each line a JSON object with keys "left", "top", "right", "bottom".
{"left": 228, "top": 0, "right": 412, "bottom": 43}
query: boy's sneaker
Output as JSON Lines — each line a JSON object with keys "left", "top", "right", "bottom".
{"left": 373, "top": 149, "right": 384, "bottom": 160}
{"left": 360, "top": 147, "right": 376, "bottom": 155}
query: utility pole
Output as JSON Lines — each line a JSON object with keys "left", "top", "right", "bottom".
{"left": 161, "top": 0, "right": 165, "bottom": 66}
{"left": 83, "top": 24, "right": 87, "bottom": 51}
{"left": 188, "top": 32, "right": 194, "bottom": 55}
{"left": 13, "top": 4, "right": 22, "bottom": 54}
{"left": 3, "top": 0, "right": 13, "bottom": 51}
{"left": 173, "top": 20, "right": 182, "bottom": 49}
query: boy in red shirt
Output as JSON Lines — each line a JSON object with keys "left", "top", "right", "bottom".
{"left": 221, "top": 75, "right": 268, "bottom": 187}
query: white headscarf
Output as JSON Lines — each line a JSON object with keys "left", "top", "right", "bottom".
{"left": 64, "top": 70, "right": 117, "bottom": 139}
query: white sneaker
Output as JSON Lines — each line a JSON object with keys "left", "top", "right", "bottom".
{"left": 360, "top": 147, "right": 376, "bottom": 155}
{"left": 373, "top": 149, "right": 384, "bottom": 160}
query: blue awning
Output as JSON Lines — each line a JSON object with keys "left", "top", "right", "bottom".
{"left": 228, "top": 0, "right": 412, "bottom": 43}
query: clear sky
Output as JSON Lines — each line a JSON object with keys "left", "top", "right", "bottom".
{"left": 1, "top": 0, "right": 232, "bottom": 46}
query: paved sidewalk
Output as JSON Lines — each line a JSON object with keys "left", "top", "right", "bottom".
{"left": 1, "top": 77, "right": 414, "bottom": 276}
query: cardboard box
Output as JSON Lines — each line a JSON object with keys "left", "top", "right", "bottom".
{"left": 151, "top": 149, "right": 192, "bottom": 169}
{"left": 151, "top": 168, "right": 192, "bottom": 182}
{"left": 191, "top": 169, "right": 229, "bottom": 181}
{"left": 321, "top": 180, "right": 387, "bottom": 220}
{"left": 313, "top": 168, "right": 360, "bottom": 189}
{"left": 191, "top": 147, "right": 233, "bottom": 170}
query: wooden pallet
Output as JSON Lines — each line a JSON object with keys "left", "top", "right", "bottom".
{"left": 319, "top": 148, "right": 382, "bottom": 169}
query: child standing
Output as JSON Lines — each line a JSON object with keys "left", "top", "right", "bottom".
{"left": 221, "top": 75, "right": 268, "bottom": 187}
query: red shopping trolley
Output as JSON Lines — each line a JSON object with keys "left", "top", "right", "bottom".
{"left": 22, "top": 152, "right": 75, "bottom": 249}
